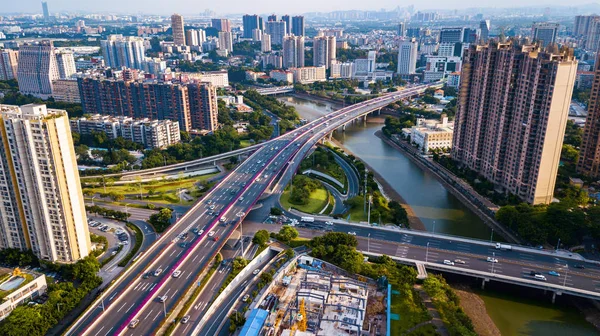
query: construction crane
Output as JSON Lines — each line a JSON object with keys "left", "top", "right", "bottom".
{"left": 289, "top": 299, "right": 308, "bottom": 336}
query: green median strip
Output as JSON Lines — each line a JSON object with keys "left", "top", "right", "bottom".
{"left": 118, "top": 222, "right": 143, "bottom": 267}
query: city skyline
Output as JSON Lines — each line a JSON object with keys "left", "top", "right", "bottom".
{"left": 4, "top": 0, "right": 599, "bottom": 15}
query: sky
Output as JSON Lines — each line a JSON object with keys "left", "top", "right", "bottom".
{"left": 9, "top": 0, "right": 596, "bottom": 15}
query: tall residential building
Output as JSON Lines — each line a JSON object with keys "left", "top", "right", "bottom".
{"left": 261, "top": 33, "right": 272, "bottom": 52}
{"left": 292, "top": 16, "right": 305, "bottom": 36}
{"left": 0, "top": 104, "right": 91, "bottom": 262}
{"left": 479, "top": 20, "right": 490, "bottom": 43}
{"left": 42, "top": 1, "right": 49, "bottom": 22}
{"left": 313, "top": 36, "right": 336, "bottom": 69}
{"left": 282, "top": 15, "right": 291, "bottom": 35}
{"left": 243, "top": 14, "right": 260, "bottom": 39}
{"left": 77, "top": 78, "right": 219, "bottom": 131}
{"left": 531, "top": 22, "right": 559, "bottom": 47}
{"left": 0, "top": 49, "right": 18, "bottom": 80}
{"left": 252, "top": 29, "right": 262, "bottom": 42}
{"left": 16, "top": 41, "right": 59, "bottom": 98}
{"left": 575, "top": 15, "right": 598, "bottom": 36}
{"left": 188, "top": 83, "right": 218, "bottom": 131}
{"left": 574, "top": 16, "right": 600, "bottom": 50}
{"left": 52, "top": 79, "right": 80, "bottom": 103}
{"left": 398, "top": 22, "right": 406, "bottom": 37}
{"left": 268, "top": 14, "right": 277, "bottom": 22}
{"left": 578, "top": 53, "right": 600, "bottom": 178}
{"left": 452, "top": 42, "right": 577, "bottom": 205}
{"left": 211, "top": 18, "right": 231, "bottom": 32}
{"left": 100, "top": 34, "right": 146, "bottom": 70}
{"left": 290, "top": 66, "right": 326, "bottom": 83}
{"left": 218, "top": 31, "right": 234, "bottom": 53}
{"left": 283, "top": 35, "right": 305, "bottom": 68}
{"left": 186, "top": 29, "right": 198, "bottom": 46}
{"left": 265, "top": 21, "right": 287, "bottom": 45}
{"left": 397, "top": 38, "right": 418, "bottom": 75}
{"left": 55, "top": 51, "right": 76, "bottom": 79}
{"left": 171, "top": 14, "right": 186, "bottom": 45}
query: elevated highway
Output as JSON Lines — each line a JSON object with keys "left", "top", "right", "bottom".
{"left": 66, "top": 83, "right": 444, "bottom": 336}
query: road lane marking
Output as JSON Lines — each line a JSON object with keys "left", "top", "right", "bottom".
{"left": 125, "top": 303, "right": 135, "bottom": 313}
{"left": 144, "top": 309, "right": 154, "bottom": 320}
{"left": 93, "top": 326, "right": 105, "bottom": 336}
{"left": 153, "top": 311, "right": 161, "bottom": 321}
{"left": 117, "top": 302, "right": 127, "bottom": 312}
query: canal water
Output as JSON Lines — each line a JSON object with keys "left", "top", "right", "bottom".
{"left": 279, "top": 95, "right": 597, "bottom": 335}
{"left": 279, "top": 95, "right": 491, "bottom": 240}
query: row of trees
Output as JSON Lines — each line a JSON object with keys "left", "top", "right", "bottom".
{"left": 86, "top": 205, "right": 131, "bottom": 222}
{"left": 243, "top": 90, "right": 300, "bottom": 133}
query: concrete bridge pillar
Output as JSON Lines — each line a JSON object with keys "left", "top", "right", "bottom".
{"left": 481, "top": 278, "right": 489, "bottom": 289}
{"left": 551, "top": 291, "right": 561, "bottom": 304}
{"left": 213, "top": 160, "right": 217, "bottom": 166}
{"left": 342, "top": 123, "right": 346, "bottom": 131}
{"left": 328, "top": 133, "right": 333, "bottom": 141}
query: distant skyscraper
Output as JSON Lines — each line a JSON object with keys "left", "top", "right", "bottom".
{"left": 198, "top": 29, "right": 206, "bottom": 44}
{"left": 17, "top": 41, "right": 59, "bottom": 98}
{"left": 578, "top": 53, "right": 600, "bottom": 178}
{"left": 186, "top": 29, "right": 199, "bottom": 46}
{"left": 0, "top": 104, "right": 91, "bottom": 262}
{"left": 100, "top": 34, "right": 146, "bottom": 70}
{"left": 211, "top": 18, "right": 231, "bottom": 32}
{"left": 574, "top": 15, "right": 600, "bottom": 50}
{"left": 440, "top": 28, "right": 464, "bottom": 43}
{"left": 292, "top": 16, "right": 305, "bottom": 36}
{"left": 218, "top": 31, "right": 233, "bottom": 53}
{"left": 282, "top": 15, "right": 291, "bottom": 35}
{"left": 0, "top": 49, "right": 18, "bottom": 80}
{"left": 452, "top": 42, "right": 577, "bottom": 205}
{"left": 479, "top": 20, "right": 490, "bottom": 42}
{"left": 531, "top": 22, "right": 559, "bottom": 47}
{"left": 313, "top": 36, "right": 336, "bottom": 69}
{"left": 283, "top": 35, "right": 305, "bottom": 68}
{"left": 252, "top": 29, "right": 262, "bottom": 42}
{"left": 55, "top": 51, "right": 76, "bottom": 79}
{"left": 266, "top": 21, "right": 287, "bottom": 45}
{"left": 397, "top": 38, "right": 418, "bottom": 75}
{"left": 243, "top": 14, "right": 260, "bottom": 39}
{"left": 171, "top": 14, "right": 186, "bottom": 45}
{"left": 187, "top": 83, "right": 218, "bottom": 131}
{"left": 42, "top": 1, "right": 49, "bottom": 22}
{"left": 398, "top": 22, "right": 406, "bottom": 37}
{"left": 262, "top": 34, "right": 272, "bottom": 52}
{"left": 463, "top": 28, "right": 477, "bottom": 43}
{"left": 268, "top": 14, "right": 277, "bottom": 22}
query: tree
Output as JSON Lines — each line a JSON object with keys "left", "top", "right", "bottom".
{"left": 252, "top": 230, "right": 270, "bottom": 247}
{"left": 276, "top": 226, "right": 298, "bottom": 243}
{"left": 284, "top": 248, "right": 294, "bottom": 259}
{"left": 108, "top": 192, "right": 125, "bottom": 202}
{"left": 148, "top": 208, "right": 173, "bottom": 232}
{"left": 229, "top": 311, "right": 246, "bottom": 332}
{"left": 270, "top": 207, "right": 282, "bottom": 216}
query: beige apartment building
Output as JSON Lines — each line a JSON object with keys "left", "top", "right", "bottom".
{"left": 452, "top": 41, "right": 577, "bottom": 204}
{"left": 0, "top": 104, "right": 91, "bottom": 262}
{"left": 578, "top": 54, "right": 600, "bottom": 178}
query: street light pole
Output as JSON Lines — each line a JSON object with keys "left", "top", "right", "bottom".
{"left": 368, "top": 233, "right": 371, "bottom": 253}
{"left": 490, "top": 229, "right": 494, "bottom": 244}
{"left": 556, "top": 238, "right": 561, "bottom": 252}
{"left": 432, "top": 220, "right": 436, "bottom": 234}
{"left": 367, "top": 195, "right": 372, "bottom": 225}
{"left": 125, "top": 204, "right": 129, "bottom": 220}
{"left": 491, "top": 252, "right": 495, "bottom": 274}
{"left": 563, "top": 264, "right": 569, "bottom": 287}
{"left": 162, "top": 300, "right": 166, "bottom": 317}
{"left": 426, "top": 242, "right": 430, "bottom": 262}
{"left": 91, "top": 196, "right": 96, "bottom": 206}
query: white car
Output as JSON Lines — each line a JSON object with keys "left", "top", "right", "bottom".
{"left": 153, "top": 268, "right": 163, "bottom": 276}
{"left": 325, "top": 221, "right": 333, "bottom": 225}
{"left": 239, "top": 197, "right": 244, "bottom": 201}
{"left": 487, "top": 257, "right": 498, "bottom": 263}
{"left": 243, "top": 294, "right": 250, "bottom": 302}
{"left": 252, "top": 269, "right": 260, "bottom": 275}
{"left": 181, "top": 315, "right": 190, "bottom": 324}
{"left": 348, "top": 231, "right": 357, "bottom": 236}
{"left": 208, "top": 231, "right": 215, "bottom": 237}
{"left": 128, "top": 319, "right": 139, "bottom": 329}
{"left": 198, "top": 229, "right": 204, "bottom": 236}
{"left": 534, "top": 274, "right": 547, "bottom": 281}
{"left": 443, "top": 260, "right": 454, "bottom": 266}
{"left": 158, "top": 295, "right": 168, "bottom": 302}
{"left": 209, "top": 205, "right": 216, "bottom": 210}
{"left": 220, "top": 216, "right": 227, "bottom": 222}
{"left": 172, "top": 270, "right": 182, "bottom": 278}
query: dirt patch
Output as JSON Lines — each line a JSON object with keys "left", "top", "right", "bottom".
{"left": 452, "top": 285, "right": 501, "bottom": 336}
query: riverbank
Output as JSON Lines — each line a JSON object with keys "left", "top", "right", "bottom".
{"left": 328, "top": 137, "right": 426, "bottom": 231}
{"left": 451, "top": 285, "right": 501, "bottom": 336}
{"left": 375, "top": 131, "right": 520, "bottom": 243}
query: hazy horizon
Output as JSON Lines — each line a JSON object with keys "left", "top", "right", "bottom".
{"left": 5, "top": 0, "right": 599, "bottom": 16}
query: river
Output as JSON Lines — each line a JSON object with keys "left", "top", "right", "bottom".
{"left": 279, "top": 95, "right": 491, "bottom": 240}
{"left": 278, "top": 94, "right": 597, "bottom": 335}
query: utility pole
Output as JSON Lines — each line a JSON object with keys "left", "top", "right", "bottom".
{"left": 490, "top": 229, "right": 494, "bottom": 244}
{"left": 368, "top": 233, "right": 371, "bottom": 253}
{"left": 563, "top": 264, "right": 569, "bottom": 287}
{"left": 491, "top": 252, "right": 496, "bottom": 274}
{"left": 426, "top": 242, "right": 430, "bottom": 262}
{"left": 367, "top": 195, "right": 372, "bottom": 224}
{"left": 363, "top": 170, "right": 368, "bottom": 214}
{"left": 556, "top": 238, "right": 561, "bottom": 252}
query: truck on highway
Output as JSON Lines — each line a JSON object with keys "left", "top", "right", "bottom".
{"left": 300, "top": 216, "right": 315, "bottom": 223}
{"left": 495, "top": 243, "right": 512, "bottom": 251}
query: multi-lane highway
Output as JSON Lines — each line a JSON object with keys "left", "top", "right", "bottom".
{"left": 67, "top": 83, "right": 440, "bottom": 336}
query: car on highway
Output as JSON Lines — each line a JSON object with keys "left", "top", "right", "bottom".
{"left": 208, "top": 231, "right": 215, "bottom": 237}
{"left": 443, "top": 260, "right": 454, "bottom": 266}
{"left": 242, "top": 182, "right": 247, "bottom": 187}
{"left": 207, "top": 200, "right": 213, "bottom": 205}
{"left": 128, "top": 319, "right": 139, "bottom": 329}
{"left": 213, "top": 235, "right": 220, "bottom": 241}
{"left": 486, "top": 257, "right": 498, "bottom": 263}
{"left": 548, "top": 271, "right": 560, "bottom": 276}
{"left": 253, "top": 269, "right": 260, "bottom": 275}
{"left": 192, "top": 228, "right": 199, "bottom": 234}
{"left": 348, "top": 231, "right": 357, "bottom": 235}
{"left": 209, "top": 205, "right": 216, "bottom": 210}
{"left": 158, "top": 295, "right": 168, "bottom": 302}
{"left": 239, "top": 197, "right": 244, "bottom": 201}
{"left": 454, "top": 259, "right": 465, "bottom": 264}
{"left": 198, "top": 229, "right": 204, "bottom": 236}
{"left": 529, "top": 271, "right": 541, "bottom": 276}
{"left": 243, "top": 294, "right": 250, "bottom": 302}
{"left": 220, "top": 216, "right": 227, "bottom": 222}
{"left": 142, "top": 273, "right": 150, "bottom": 279}
{"left": 574, "top": 264, "right": 586, "bottom": 269}
{"left": 154, "top": 268, "right": 163, "bottom": 276}
{"left": 181, "top": 315, "right": 190, "bottom": 324}
{"left": 325, "top": 221, "right": 333, "bottom": 225}
{"left": 172, "top": 270, "right": 182, "bottom": 278}
{"left": 534, "top": 274, "right": 547, "bottom": 281}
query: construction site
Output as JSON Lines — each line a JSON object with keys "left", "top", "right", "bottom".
{"left": 239, "top": 255, "right": 387, "bottom": 336}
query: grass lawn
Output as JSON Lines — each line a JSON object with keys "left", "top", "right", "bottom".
{"left": 280, "top": 187, "right": 329, "bottom": 214}
{"left": 84, "top": 173, "right": 217, "bottom": 196}
{"left": 240, "top": 140, "right": 254, "bottom": 148}
{"left": 346, "top": 206, "right": 368, "bottom": 222}
{"left": 287, "top": 237, "right": 310, "bottom": 248}
{"left": 390, "top": 285, "right": 431, "bottom": 335}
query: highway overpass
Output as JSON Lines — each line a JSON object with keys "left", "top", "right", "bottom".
{"left": 66, "top": 83, "right": 446, "bottom": 336}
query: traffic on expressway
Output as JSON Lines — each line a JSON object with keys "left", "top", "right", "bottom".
{"left": 65, "top": 83, "right": 440, "bottom": 336}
